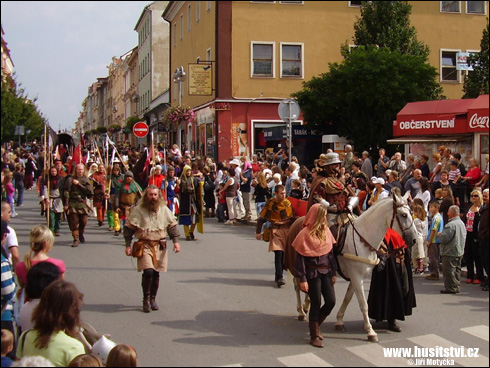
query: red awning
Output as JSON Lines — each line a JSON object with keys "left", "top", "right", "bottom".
{"left": 393, "top": 95, "right": 489, "bottom": 136}
{"left": 467, "top": 94, "right": 489, "bottom": 131}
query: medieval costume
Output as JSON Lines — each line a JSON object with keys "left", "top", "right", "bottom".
{"left": 40, "top": 167, "right": 64, "bottom": 236}
{"left": 178, "top": 166, "right": 203, "bottom": 240}
{"left": 256, "top": 185, "right": 294, "bottom": 287}
{"left": 117, "top": 171, "right": 142, "bottom": 234}
{"left": 63, "top": 167, "right": 93, "bottom": 247}
{"left": 108, "top": 165, "right": 124, "bottom": 233}
{"left": 91, "top": 166, "right": 107, "bottom": 227}
{"left": 293, "top": 204, "right": 337, "bottom": 348}
{"left": 368, "top": 228, "right": 416, "bottom": 332}
{"left": 124, "top": 186, "right": 181, "bottom": 313}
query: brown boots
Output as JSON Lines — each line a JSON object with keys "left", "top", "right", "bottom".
{"left": 309, "top": 322, "right": 323, "bottom": 348}
{"left": 71, "top": 231, "right": 79, "bottom": 247}
{"left": 150, "top": 275, "right": 160, "bottom": 311}
{"left": 142, "top": 274, "right": 160, "bottom": 313}
{"left": 142, "top": 276, "right": 152, "bottom": 313}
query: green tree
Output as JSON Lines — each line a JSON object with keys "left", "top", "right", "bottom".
{"left": 292, "top": 47, "right": 444, "bottom": 151}
{"left": 1, "top": 77, "right": 47, "bottom": 144}
{"left": 292, "top": 1, "right": 444, "bottom": 152}
{"left": 463, "top": 17, "right": 489, "bottom": 98}
{"left": 349, "top": 1, "right": 429, "bottom": 59}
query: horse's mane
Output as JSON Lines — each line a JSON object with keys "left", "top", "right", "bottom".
{"left": 361, "top": 195, "right": 392, "bottom": 216}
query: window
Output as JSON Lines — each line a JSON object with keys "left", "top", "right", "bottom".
{"left": 188, "top": 4, "right": 192, "bottom": 32}
{"left": 441, "top": 1, "right": 461, "bottom": 13}
{"left": 207, "top": 1, "right": 211, "bottom": 12}
{"left": 173, "top": 23, "right": 177, "bottom": 47}
{"left": 349, "top": 1, "right": 362, "bottom": 6}
{"left": 280, "top": 43, "right": 303, "bottom": 77}
{"left": 466, "top": 1, "right": 485, "bottom": 14}
{"left": 441, "top": 50, "right": 460, "bottom": 82}
{"left": 252, "top": 42, "right": 275, "bottom": 77}
{"left": 180, "top": 14, "right": 184, "bottom": 40}
{"left": 196, "top": 1, "right": 201, "bottom": 22}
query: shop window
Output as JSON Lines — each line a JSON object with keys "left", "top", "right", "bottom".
{"left": 281, "top": 43, "right": 303, "bottom": 78}
{"left": 441, "top": 1, "right": 461, "bottom": 13}
{"left": 252, "top": 42, "right": 275, "bottom": 77}
{"left": 441, "top": 50, "right": 460, "bottom": 82}
{"left": 466, "top": 1, "right": 486, "bottom": 14}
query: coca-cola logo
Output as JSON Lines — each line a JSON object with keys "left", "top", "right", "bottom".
{"left": 469, "top": 113, "right": 489, "bottom": 129}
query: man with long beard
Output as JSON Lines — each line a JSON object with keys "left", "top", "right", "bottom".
{"left": 123, "top": 185, "right": 181, "bottom": 313}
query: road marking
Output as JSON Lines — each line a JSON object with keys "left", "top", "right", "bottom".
{"left": 461, "top": 325, "right": 489, "bottom": 342}
{"left": 408, "top": 334, "right": 489, "bottom": 367}
{"left": 277, "top": 352, "right": 333, "bottom": 367}
{"left": 347, "top": 343, "right": 409, "bottom": 366}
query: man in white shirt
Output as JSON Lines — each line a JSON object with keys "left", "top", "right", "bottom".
{"left": 0, "top": 202, "right": 20, "bottom": 271}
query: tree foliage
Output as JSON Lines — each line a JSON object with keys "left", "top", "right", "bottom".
{"left": 293, "top": 48, "right": 444, "bottom": 151}
{"left": 349, "top": 1, "right": 430, "bottom": 60}
{"left": 1, "top": 76, "right": 47, "bottom": 144}
{"left": 463, "top": 17, "right": 489, "bottom": 98}
{"left": 292, "top": 1, "right": 444, "bottom": 152}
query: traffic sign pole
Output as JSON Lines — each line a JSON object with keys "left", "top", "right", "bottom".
{"left": 278, "top": 99, "right": 300, "bottom": 163}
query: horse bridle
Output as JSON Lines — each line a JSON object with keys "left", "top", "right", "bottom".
{"left": 349, "top": 196, "right": 413, "bottom": 257}
{"left": 390, "top": 198, "right": 415, "bottom": 233}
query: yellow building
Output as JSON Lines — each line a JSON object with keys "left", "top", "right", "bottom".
{"left": 163, "top": 1, "right": 488, "bottom": 162}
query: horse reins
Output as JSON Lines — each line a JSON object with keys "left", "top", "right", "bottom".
{"left": 348, "top": 197, "right": 412, "bottom": 257}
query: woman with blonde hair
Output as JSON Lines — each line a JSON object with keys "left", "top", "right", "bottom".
{"left": 411, "top": 204, "right": 427, "bottom": 274}
{"left": 429, "top": 153, "right": 443, "bottom": 188}
{"left": 15, "top": 225, "right": 66, "bottom": 288}
{"left": 292, "top": 204, "right": 337, "bottom": 348}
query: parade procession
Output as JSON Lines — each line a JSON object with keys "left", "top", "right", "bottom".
{"left": 1, "top": 1, "right": 489, "bottom": 367}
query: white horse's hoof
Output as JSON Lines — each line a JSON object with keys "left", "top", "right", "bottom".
{"left": 368, "top": 335, "right": 378, "bottom": 343}
{"left": 335, "top": 324, "right": 346, "bottom": 332}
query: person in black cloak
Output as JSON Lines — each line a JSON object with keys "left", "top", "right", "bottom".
{"left": 367, "top": 227, "right": 416, "bottom": 332}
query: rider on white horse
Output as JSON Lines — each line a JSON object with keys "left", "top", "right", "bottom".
{"left": 307, "top": 152, "right": 359, "bottom": 228}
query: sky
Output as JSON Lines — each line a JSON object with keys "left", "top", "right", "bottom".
{"left": 1, "top": 1, "right": 154, "bottom": 132}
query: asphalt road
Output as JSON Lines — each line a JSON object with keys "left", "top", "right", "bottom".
{"left": 10, "top": 189, "right": 489, "bottom": 367}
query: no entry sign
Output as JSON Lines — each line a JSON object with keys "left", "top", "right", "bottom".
{"left": 133, "top": 121, "right": 149, "bottom": 138}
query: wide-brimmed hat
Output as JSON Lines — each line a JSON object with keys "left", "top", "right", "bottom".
{"left": 318, "top": 152, "right": 341, "bottom": 167}
{"left": 229, "top": 159, "right": 241, "bottom": 166}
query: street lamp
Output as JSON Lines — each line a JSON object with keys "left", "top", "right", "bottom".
{"left": 172, "top": 66, "right": 186, "bottom": 150}
{"left": 172, "top": 66, "right": 186, "bottom": 106}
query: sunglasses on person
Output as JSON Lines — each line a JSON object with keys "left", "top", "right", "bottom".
{"left": 471, "top": 194, "right": 479, "bottom": 197}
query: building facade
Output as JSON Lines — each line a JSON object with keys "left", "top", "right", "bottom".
{"left": 163, "top": 1, "right": 488, "bottom": 162}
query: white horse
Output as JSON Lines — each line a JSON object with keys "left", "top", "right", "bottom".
{"left": 334, "top": 190, "right": 418, "bottom": 342}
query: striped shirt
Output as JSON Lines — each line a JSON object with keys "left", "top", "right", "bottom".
{"left": 1, "top": 253, "right": 16, "bottom": 320}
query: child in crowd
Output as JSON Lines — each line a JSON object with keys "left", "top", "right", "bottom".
{"left": 68, "top": 354, "right": 103, "bottom": 367}
{"left": 106, "top": 344, "right": 138, "bottom": 367}
{"left": 216, "top": 183, "right": 227, "bottom": 223}
{"left": 289, "top": 179, "right": 304, "bottom": 199}
{"left": 426, "top": 202, "right": 444, "bottom": 280}
{"left": 1, "top": 329, "right": 14, "bottom": 367}
{"left": 448, "top": 160, "right": 463, "bottom": 207}
{"left": 412, "top": 204, "right": 427, "bottom": 274}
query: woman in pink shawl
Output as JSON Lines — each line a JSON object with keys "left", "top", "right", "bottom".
{"left": 292, "top": 203, "right": 337, "bottom": 348}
